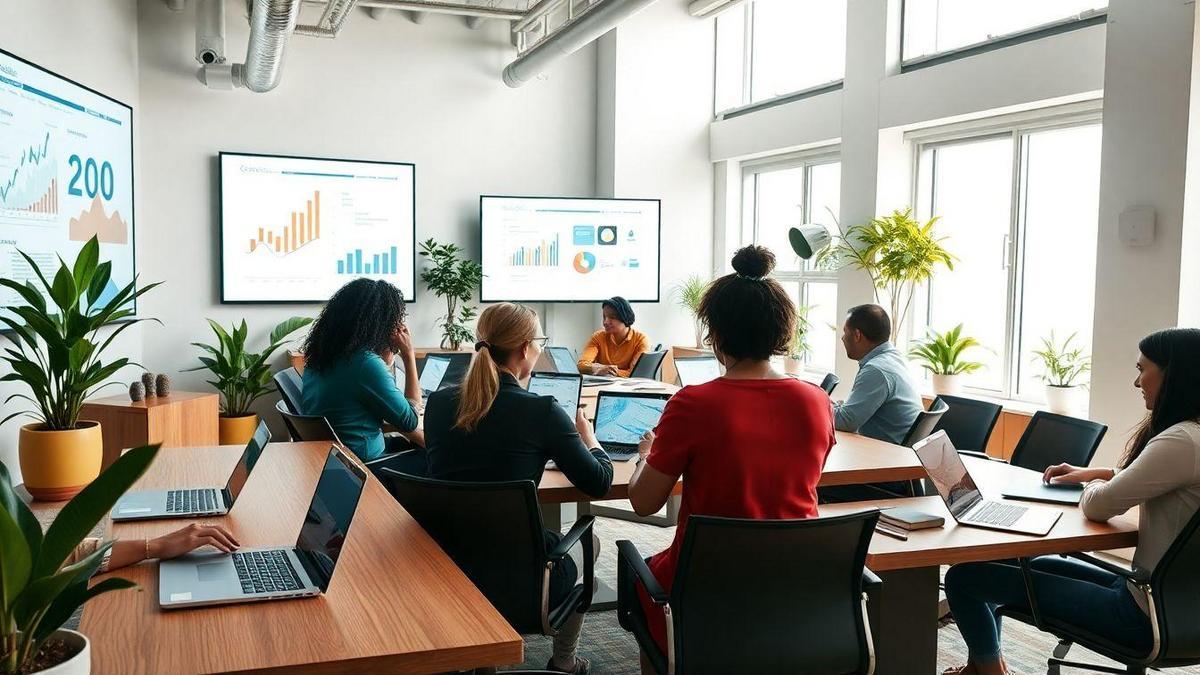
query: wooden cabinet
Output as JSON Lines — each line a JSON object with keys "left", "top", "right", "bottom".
{"left": 80, "top": 392, "right": 219, "bottom": 469}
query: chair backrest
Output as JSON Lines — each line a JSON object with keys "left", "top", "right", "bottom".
{"left": 275, "top": 400, "right": 298, "bottom": 441}
{"left": 631, "top": 350, "right": 668, "bottom": 380}
{"left": 1009, "top": 411, "right": 1106, "bottom": 473}
{"left": 436, "top": 353, "right": 474, "bottom": 389}
{"left": 671, "top": 511, "right": 879, "bottom": 673}
{"left": 277, "top": 405, "right": 343, "bottom": 445}
{"left": 379, "top": 471, "right": 549, "bottom": 634}
{"left": 819, "top": 373, "right": 840, "bottom": 396}
{"left": 1151, "top": 505, "right": 1200, "bottom": 663}
{"left": 931, "top": 394, "right": 1003, "bottom": 453}
{"left": 900, "top": 399, "right": 949, "bottom": 448}
{"left": 273, "top": 367, "right": 304, "bottom": 414}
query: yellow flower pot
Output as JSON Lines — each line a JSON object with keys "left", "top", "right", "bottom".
{"left": 19, "top": 421, "right": 104, "bottom": 502}
{"left": 219, "top": 413, "right": 259, "bottom": 445}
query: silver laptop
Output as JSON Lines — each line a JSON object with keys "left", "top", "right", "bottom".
{"left": 528, "top": 372, "right": 583, "bottom": 418}
{"left": 594, "top": 390, "right": 671, "bottom": 461}
{"left": 159, "top": 445, "right": 366, "bottom": 609}
{"left": 546, "top": 345, "right": 614, "bottom": 387}
{"left": 419, "top": 354, "right": 451, "bottom": 403}
{"left": 111, "top": 420, "right": 271, "bottom": 521}
{"left": 913, "top": 431, "right": 1061, "bottom": 536}
{"left": 674, "top": 355, "right": 721, "bottom": 386}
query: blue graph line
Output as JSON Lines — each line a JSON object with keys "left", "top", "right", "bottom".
{"left": 0, "top": 132, "right": 51, "bottom": 204}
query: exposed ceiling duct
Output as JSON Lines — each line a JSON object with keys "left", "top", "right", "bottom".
{"left": 502, "top": 0, "right": 659, "bottom": 88}
{"left": 197, "top": 0, "right": 302, "bottom": 91}
{"left": 686, "top": 0, "right": 745, "bottom": 19}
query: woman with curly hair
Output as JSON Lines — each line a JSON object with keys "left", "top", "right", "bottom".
{"left": 300, "top": 278, "right": 423, "bottom": 462}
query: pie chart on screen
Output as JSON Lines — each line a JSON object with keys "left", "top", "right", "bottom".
{"left": 573, "top": 251, "right": 597, "bottom": 274}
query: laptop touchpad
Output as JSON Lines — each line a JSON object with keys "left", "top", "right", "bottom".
{"left": 197, "top": 562, "right": 228, "bottom": 581}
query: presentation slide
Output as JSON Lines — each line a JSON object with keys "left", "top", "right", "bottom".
{"left": 220, "top": 152, "right": 415, "bottom": 303}
{"left": 480, "top": 196, "right": 660, "bottom": 302}
{"left": 0, "top": 49, "right": 136, "bottom": 318}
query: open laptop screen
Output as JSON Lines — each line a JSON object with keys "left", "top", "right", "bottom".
{"left": 295, "top": 448, "right": 367, "bottom": 591}
{"left": 419, "top": 356, "right": 451, "bottom": 397}
{"left": 914, "top": 431, "right": 982, "bottom": 518}
{"left": 223, "top": 420, "right": 271, "bottom": 504}
{"left": 528, "top": 373, "right": 582, "bottom": 418}
{"left": 595, "top": 393, "right": 670, "bottom": 447}
{"left": 548, "top": 346, "right": 577, "bottom": 374}
{"left": 674, "top": 356, "right": 721, "bottom": 386}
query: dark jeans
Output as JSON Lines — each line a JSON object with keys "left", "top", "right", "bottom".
{"left": 367, "top": 441, "right": 429, "bottom": 479}
{"left": 944, "top": 556, "right": 1153, "bottom": 662}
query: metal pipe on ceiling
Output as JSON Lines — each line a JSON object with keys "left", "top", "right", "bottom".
{"left": 301, "top": 0, "right": 523, "bottom": 21}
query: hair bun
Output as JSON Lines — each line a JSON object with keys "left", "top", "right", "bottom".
{"left": 731, "top": 245, "right": 775, "bottom": 279}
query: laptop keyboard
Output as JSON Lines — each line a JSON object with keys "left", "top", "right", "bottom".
{"left": 971, "top": 501, "right": 1028, "bottom": 527}
{"left": 165, "top": 488, "right": 219, "bottom": 514}
{"left": 233, "top": 550, "right": 304, "bottom": 595}
{"left": 601, "top": 444, "right": 637, "bottom": 461}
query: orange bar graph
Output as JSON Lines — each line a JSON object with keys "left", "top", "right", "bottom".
{"left": 315, "top": 191, "right": 320, "bottom": 238}
{"left": 249, "top": 238, "right": 257, "bottom": 252}
{"left": 306, "top": 200, "right": 313, "bottom": 242}
{"left": 247, "top": 190, "right": 322, "bottom": 255}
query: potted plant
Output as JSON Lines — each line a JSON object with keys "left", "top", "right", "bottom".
{"left": 0, "top": 237, "right": 160, "bottom": 501}
{"left": 419, "top": 239, "right": 483, "bottom": 351}
{"left": 785, "top": 305, "right": 813, "bottom": 375}
{"left": 1032, "top": 331, "right": 1091, "bottom": 414}
{"left": 0, "top": 443, "right": 160, "bottom": 674}
{"left": 188, "top": 316, "right": 312, "bottom": 444}
{"left": 908, "top": 324, "right": 985, "bottom": 394}
{"left": 819, "top": 208, "right": 954, "bottom": 342}
{"left": 671, "top": 275, "right": 709, "bottom": 348}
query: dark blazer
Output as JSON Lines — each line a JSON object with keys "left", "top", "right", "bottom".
{"left": 425, "top": 372, "right": 614, "bottom": 498}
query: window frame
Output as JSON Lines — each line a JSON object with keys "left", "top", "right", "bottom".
{"left": 741, "top": 147, "right": 841, "bottom": 372}
{"left": 909, "top": 106, "right": 1103, "bottom": 402}
{"left": 899, "top": 1, "right": 1108, "bottom": 72}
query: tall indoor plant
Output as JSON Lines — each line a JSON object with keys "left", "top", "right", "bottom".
{"left": 0, "top": 444, "right": 159, "bottom": 674}
{"left": 820, "top": 208, "right": 954, "bottom": 342}
{"left": 188, "top": 316, "right": 312, "bottom": 444}
{"left": 785, "top": 305, "right": 813, "bottom": 375}
{"left": 1032, "top": 331, "right": 1091, "bottom": 414}
{"left": 419, "top": 239, "right": 483, "bottom": 351}
{"left": 908, "top": 324, "right": 985, "bottom": 394}
{"left": 671, "top": 275, "right": 709, "bottom": 348}
{"left": 0, "top": 236, "right": 159, "bottom": 501}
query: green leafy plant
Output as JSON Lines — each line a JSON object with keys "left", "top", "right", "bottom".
{"left": 789, "top": 305, "right": 813, "bottom": 361}
{"left": 0, "top": 237, "right": 160, "bottom": 430}
{"left": 0, "top": 444, "right": 160, "bottom": 674}
{"left": 671, "top": 275, "right": 710, "bottom": 347}
{"left": 819, "top": 208, "right": 954, "bottom": 342}
{"left": 187, "top": 316, "right": 313, "bottom": 417}
{"left": 1032, "top": 331, "right": 1091, "bottom": 387}
{"left": 419, "top": 239, "right": 484, "bottom": 350}
{"left": 908, "top": 324, "right": 985, "bottom": 375}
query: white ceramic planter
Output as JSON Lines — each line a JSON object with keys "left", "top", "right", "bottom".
{"left": 1045, "top": 385, "right": 1084, "bottom": 414}
{"left": 34, "top": 629, "right": 90, "bottom": 674}
{"left": 931, "top": 373, "right": 963, "bottom": 395}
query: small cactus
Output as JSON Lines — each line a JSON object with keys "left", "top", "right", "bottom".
{"left": 155, "top": 373, "right": 172, "bottom": 397}
{"left": 141, "top": 372, "right": 156, "bottom": 397}
{"left": 129, "top": 381, "right": 145, "bottom": 402}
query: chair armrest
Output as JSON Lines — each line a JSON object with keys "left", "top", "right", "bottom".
{"left": 1066, "top": 552, "right": 1150, "bottom": 585}
{"left": 617, "top": 539, "right": 668, "bottom": 605}
{"left": 862, "top": 567, "right": 882, "bottom": 592}
{"left": 549, "top": 516, "right": 595, "bottom": 613}
{"left": 958, "top": 450, "right": 1001, "bottom": 462}
{"left": 548, "top": 515, "right": 594, "bottom": 560}
{"left": 1016, "top": 557, "right": 1046, "bottom": 630}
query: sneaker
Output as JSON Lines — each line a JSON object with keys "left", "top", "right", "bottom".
{"left": 544, "top": 656, "right": 590, "bottom": 674}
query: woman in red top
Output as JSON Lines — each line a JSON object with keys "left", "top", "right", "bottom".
{"left": 627, "top": 245, "right": 836, "bottom": 656}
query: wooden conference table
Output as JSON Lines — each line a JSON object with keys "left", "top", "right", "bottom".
{"left": 80, "top": 441, "right": 523, "bottom": 674}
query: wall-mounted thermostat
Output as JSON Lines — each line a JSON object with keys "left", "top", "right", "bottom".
{"left": 1119, "top": 206, "right": 1156, "bottom": 246}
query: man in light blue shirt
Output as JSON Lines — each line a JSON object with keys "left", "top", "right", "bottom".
{"left": 833, "top": 304, "right": 923, "bottom": 445}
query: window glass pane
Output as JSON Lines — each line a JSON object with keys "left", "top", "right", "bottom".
{"left": 714, "top": 7, "right": 747, "bottom": 113}
{"left": 805, "top": 161, "right": 841, "bottom": 272}
{"left": 804, "top": 282, "right": 839, "bottom": 371}
{"left": 903, "top": 0, "right": 1107, "bottom": 62}
{"left": 750, "top": 0, "right": 847, "bottom": 103}
{"left": 921, "top": 138, "right": 1013, "bottom": 392}
{"left": 753, "top": 166, "right": 805, "bottom": 273}
{"left": 1015, "top": 125, "right": 1101, "bottom": 400}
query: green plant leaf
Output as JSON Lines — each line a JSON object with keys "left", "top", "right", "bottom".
{"left": 0, "top": 461, "right": 42, "bottom": 553}
{"left": 14, "top": 541, "right": 112, "bottom": 626}
{"left": 32, "top": 576, "right": 137, "bottom": 642}
{"left": 268, "top": 316, "right": 313, "bottom": 345}
{"left": 0, "top": 500, "right": 32, "bottom": 609}
{"left": 71, "top": 237, "right": 100, "bottom": 295}
{"left": 85, "top": 260, "right": 113, "bottom": 310}
{"left": 49, "top": 264, "right": 77, "bottom": 315}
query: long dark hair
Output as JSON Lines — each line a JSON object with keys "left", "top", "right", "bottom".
{"left": 1124, "top": 328, "right": 1200, "bottom": 467}
{"left": 302, "top": 278, "right": 406, "bottom": 372}
{"left": 698, "top": 245, "right": 795, "bottom": 362}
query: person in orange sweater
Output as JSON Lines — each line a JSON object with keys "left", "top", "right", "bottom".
{"left": 577, "top": 296, "right": 650, "bottom": 377}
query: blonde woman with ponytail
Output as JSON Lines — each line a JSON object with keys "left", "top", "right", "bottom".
{"left": 424, "top": 302, "right": 611, "bottom": 675}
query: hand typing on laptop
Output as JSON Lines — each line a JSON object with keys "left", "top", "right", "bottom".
{"left": 1043, "top": 463, "right": 1116, "bottom": 485}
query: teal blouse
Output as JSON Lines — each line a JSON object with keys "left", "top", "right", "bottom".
{"left": 300, "top": 349, "right": 418, "bottom": 461}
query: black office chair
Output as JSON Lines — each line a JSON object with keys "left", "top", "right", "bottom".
{"left": 998, "top": 507, "right": 1200, "bottom": 674}
{"left": 820, "top": 373, "right": 840, "bottom": 396}
{"left": 278, "top": 404, "right": 425, "bottom": 477}
{"left": 380, "top": 471, "right": 596, "bottom": 643}
{"left": 273, "top": 367, "right": 304, "bottom": 414}
{"left": 631, "top": 350, "right": 669, "bottom": 380}
{"left": 432, "top": 352, "right": 473, "bottom": 388}
{"left": 1006, "top": 411, "right": 1107, "bottom": 473}
{"left": 618, "top": 511, "right": 882, "bottom": 674}
{"left": 931, "top": 394, "right": 1002, "bottom": 454}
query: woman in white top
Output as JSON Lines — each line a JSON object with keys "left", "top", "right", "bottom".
{"left": 942, "top": 328, "right": 1200, "bottom": 675}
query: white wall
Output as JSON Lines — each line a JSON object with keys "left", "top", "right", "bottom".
{"left": 135, "top": 0, "right": 598, "bottom": 434}
{"left": 0, "top": 0, "right": 143, "bottom": 479}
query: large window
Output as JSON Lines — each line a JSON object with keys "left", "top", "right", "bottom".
{"left": 912, "top": 120, "right": 1102, "bottom": 402}
{"left": 742, "top": 154, "right": 841, "bottom": 371}
{"left": 715, "top": 0, "right": 847, "bottom": 114}
{"left": 902, "top": 0, "right": 1107, "bottom": 64}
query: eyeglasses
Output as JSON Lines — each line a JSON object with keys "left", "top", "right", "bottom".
{"left": 531, "top": 336, "right": 550, "bottom": 348}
